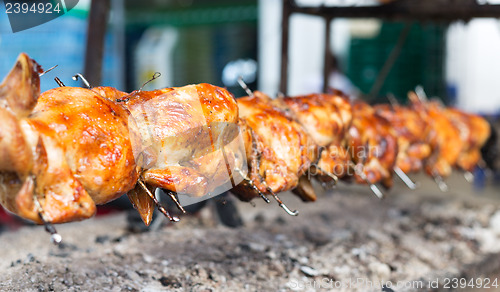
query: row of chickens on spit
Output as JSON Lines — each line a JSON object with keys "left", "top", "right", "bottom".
{"left": 0, "top": 54, "right": 494, "bottom": 243}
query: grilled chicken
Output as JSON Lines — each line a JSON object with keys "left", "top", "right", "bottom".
{"left": 0, "top": 53, "right": 494, "bottom": 227}
{"left": 273, "top": 91, "right": 353, "bottom": 184}
{"left": 444, "top": 108, "right": 491, "bottom": 172}
{"left": 375, "top": 104, "right": 431, "bottom": 174}
{"left": 232, "top": 91, "right": 317, "bottom": 201}
{"left": 1, "top": 54, "right": 244, "bottom": 225}
{"left": 409, "top": 93, "right": 463, "bottom": 178}
{"left": 347, "top": 101, "right": 398, "bottom": 188}
{"left": 122, "top": 83, "right": 243, "bottom": 197}
{"left": 0, "top": 54, "right": 100, "bottom": 223}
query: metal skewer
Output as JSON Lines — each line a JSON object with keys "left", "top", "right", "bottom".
{"left": 464, "top": 171, "right": 474, "bottom": 183}
{"left": 394, "top": 166, "right": 419, "bottom": 190}
{"left": 432, "top": 173, "right": 449, "bottom": 192}
{"left": 72, "top": 73, "right": 91, "bottom": 89}
{"left": 54, "top": 77, "right": 65, "bottom": 87}
{"left": 39, "top": 65, "right": 58, "bottom": 77}
{"left": 350, "top": 162, "right": 385, "bottom": 199}
{"left": 315, "top": 166, "right": 339, "bottom": 185}
{"left": 165, "top": 191, "right": 186, "bottom": 213}
{"left": 387, "top": 93, "right": 400, "bottom": 107}
{"left": 237, "top": 76, "right": 254, "bottom": 97}
{"left": 33, "top": 191, "right": 62, "bottom": 245}
{"left": 368, "top": 184, "right": 384, "bottom": 199}
{"left": 138, "top": 180, "right": 179, "bottom": 222}
{"left": 234, "top": 168, "right": 270, "bottom": 203}
{"left": 139, "top": 72, "right": 161, "bottom": 91}
{"left": 261, "top": 181, "right": 299, "bottom": 216}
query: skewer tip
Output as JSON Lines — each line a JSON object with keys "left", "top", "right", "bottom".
{"left": 279, "top": 203, "right": 299, "bottom": 216}
{"left": 394, "top": 167, "right": 419, "bottom": 190}
{"left": 50, "top": 233, "right": 63, "bottom": 245}
{"left": 369, "top": 184, "right": 385, "bottom": 199}
{"left": 464, "top": 171, "right": 474, "bottom": 183}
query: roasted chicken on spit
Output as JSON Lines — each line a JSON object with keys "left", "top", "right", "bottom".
{"left": 443, "top": 108, "right": 491, "bottom": 172}
{"left": 0, "top": 54, "right": 245, "bottom": 228}
{"left": 375, "top": 103, "right": 431, "bottom": 174}
{"left": 403, "top": 91, "right": 492, "bottom": 190}
{"left": 231, "top": 91, "right": 318, "bottom": 205}
{"left": 273, "top": 91, "right": 353, "bottom": 184}
{"left": 410, "top": 95, "right": 463, "bottom": 179}
{"left": 347, "top": 101, "right": 398, "bottom": 189}
{"left": 0, "top": 53, "right": 495, "bottom": 240}
{"left": 118, "top": 84, "right": 246, "bottom": 223}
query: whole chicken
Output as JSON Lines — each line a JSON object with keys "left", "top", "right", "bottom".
{"left": 409, "top": 93, "right": 463, "bottom": 178}
{"left": 231, "top": 92, "right": 317, "bottom": 202}
{"left": 273, "top": 91, "right": 353, "bottom": 185}
{"left": 347, "top": 101, "right": 398, "bottom": 188}
{"left": 444, "top": 108, "right": 491, "bottom": 172}
{"left": 375, "top": 104, "right": 431, "bottom": 174}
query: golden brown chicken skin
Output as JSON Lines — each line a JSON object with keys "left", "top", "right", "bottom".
{"left": 409, "top": 94, "right": 463, "bottom": 178}
{"left": 347, "top": 101, "right": 398, "bottom": 188}
{"left": 375, "top": 104, "right": 431, "bottom": 174}
{"left": 122, "top": 84, "right": 243, "bottom": 198}
{"left": 273, "top": 91, "right": 353, "bottom": 182}
{"left": 31, "top": 87, "right": 139, "bottom": 204}
{"left": 0, "top": 55, "right": 98, "bottom": 223}
{"left": 444, "top": 108, "right": 491, "bottom": 172}
{"left": 233, "top": 92, "right": 317, "bottom": 200}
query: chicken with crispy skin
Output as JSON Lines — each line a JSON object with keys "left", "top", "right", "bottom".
{"left": 273, "top": 90, "right": 353, "bottom": 187}
{"left": 375, "top": 104, "right": 431, "bottom": 174}
{"left": 122, "top": 84, "right": 243, "bottom": 196}
{"left": 1, "top": 54, "right": 244, "bottom": 226}
{"left": 231, "top": 92, "right": 317, "bottom": 202}
{"left": 347, "top": 101, "right": 398, "bottom": 188}
{"left": 409, "top": 93, "right": 463, "bottom": 178}
{"left": 119, "top": 84, "right": 246, "bottom": 223}
{"left": 0, "top": 54, "right": 98, "bottom": 223}
{"left": 443, "top": 108, "right": 491, "bottom": 172}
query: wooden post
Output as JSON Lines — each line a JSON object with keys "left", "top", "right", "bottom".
{"left": 323, "top": 16, "right": 333, "bottom": 93}
{"left": 280, "top": 0, "right": 292, "bottom": 95}
{"left": 84, "top": 0, "right": 111, "bottom": 87}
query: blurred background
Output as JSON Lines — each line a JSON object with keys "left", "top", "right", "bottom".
{"left": 1, "top": 0, "right": 500, "bottom": 226}
{"left": 1, "top": 0, "right": 500, "bottom": 113}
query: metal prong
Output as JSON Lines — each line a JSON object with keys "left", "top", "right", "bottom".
{"left": 394, "top": 166, "right": 418, "bottom": 190}
{"left": 33, "top": 194, "right": 62, "bottom": 245}
{"left": 354, "top": 165, "right": 385, "bottom": 199}
{"left": 261, "top": 181, "right": 299, "bottom": 216}
{"left": 253, "top": 182, "right": 270, "bottom": 203}
{"left": 369, "top": 184, "right": 384, "bottom": 199}
{"left": 138, "top": 180, "right": 179, "bottom": 222}
{"left": 166, "top": 191, "right": 186, "bottom": 213}
{"left": 140, "top": 72, "right": 161, "bottom": 91}
{"left": 237, "top": 76, "right": 254, "bottom": 97}
{"left": 39, "top": 65, "right": 58, "bottom": 77}
{"left": 316, "top": 166, "right": 339, "bottom": 185}
{"left": 387, "top": 93, "right": 399, "bottom": 107}
{"left": 234, "top": 168, "right": 270, "bottom": 203}
{"left": 464, "top": 171, "right": 474, "bottom": 183}
{"left": 415, "top": 85, "right": 428, "bottom": 102}
{"left": 267, "top": 187, "right": 299, "bottom": 216}
{"left": 54, "top": 77, "right": 65, "bottom": 87}
{"left": 432, "top": 174, "right": 449, "bottom": 192}
{"left": 72, "top": 73, "right": 91, "bottom": 89}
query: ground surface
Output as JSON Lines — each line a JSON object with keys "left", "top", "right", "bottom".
{"left": 1, "top": 173, "right": 500, "bottom": 292}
